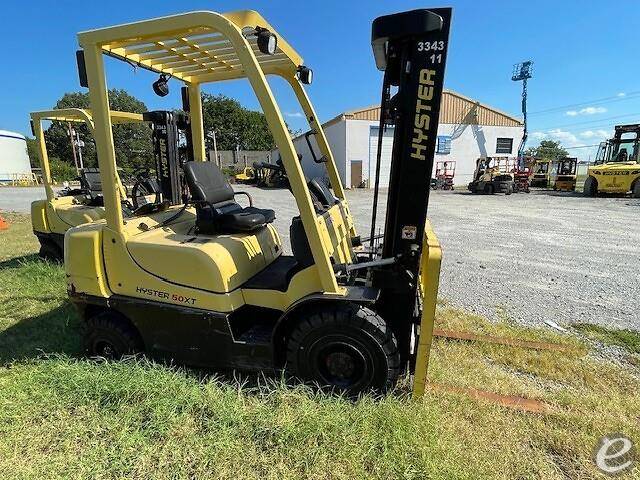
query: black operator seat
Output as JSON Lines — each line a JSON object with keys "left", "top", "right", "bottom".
{"left": 184, "top": 161, "right": 275, "bottom": 234}
{"left": 79, "top": 167, "right": 104, "bottom": 206}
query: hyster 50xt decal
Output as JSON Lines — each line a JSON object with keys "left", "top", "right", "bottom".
{"left": 410, "top": 69, "right": 436, "bottom": 161}
{"left": 136, "top": 286, "right": 196, "bottom": 305}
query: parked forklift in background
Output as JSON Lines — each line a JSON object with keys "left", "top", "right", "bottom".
{"left": 584, "top": 124, "right": 640, "bottom": 197}
{"left": 252, "top": 160, "right": 289, "bottom": 188}
{"left": 30, "top": 109, "right": 148, "bottom": 260}
{"left": 234, "top": 166, "right": 255, "bottom": 184}
{"left": 530, "top": 158, "right": 552, "bottom": 188}
{"left": 468, "top": 157, "right": 513, "bottom": 195}
{"left": 553, "top": 157, "right": 577, "bottom": 191}
{"left": 431, "top": 160, "right": 455, "bottom": 190}
{"left": 64, "top": 8, "right": 450, "bottom": 396}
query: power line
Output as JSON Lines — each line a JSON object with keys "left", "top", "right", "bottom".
{"left": 563, "top": 144, "right": 600, "bottom": 150}
{"left": 526, "top": 90, "right": 640, "bottom": 116}
{"left": 532, "top": 112, "right": 640, "bottom": 131}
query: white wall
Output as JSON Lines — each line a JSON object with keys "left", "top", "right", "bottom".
{"left": 281, "top": 118, "right": 523, "bottom": 189}
{"left": 347, "top": 120, "right": 523, "bottom": 188}
{"left": 0, "top": 131, "right": 31, "bottom": 182}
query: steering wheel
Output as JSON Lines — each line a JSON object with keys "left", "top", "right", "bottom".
{"left": 131, "top": 170, "right": 162, "bottom": 215}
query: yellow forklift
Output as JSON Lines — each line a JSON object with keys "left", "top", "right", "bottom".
{"left": 64, "top": 8, "right": 450, "bottom": 395}
{"left": 234, "top": 166, "right": 255, "bottom": 184}
{"left": 30, "top": 109, "right": 146, "bottom": 260}
{"left": 467, "top": 157, "right": 514, "bottom": 194}
{"left": 530, "top": 158, "right": 552, "bottom": 188}
{"left": 584, "top": 124, "right": 640, "bottom": 197}
{"left": 552, "top": 157, "right": 577, "bottom": 191}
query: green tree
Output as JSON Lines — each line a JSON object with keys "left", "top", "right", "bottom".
{"left": 25, "top": 137, "right": 40, "bottom": 168}
{"left": 201, "top": 94, "right": 275, "bottom": 151}
{"left": 525, "top": 140, "right": 569, "bottom": 160}
{"left": 44, "top": 89, "right": 152, "bottom": 171}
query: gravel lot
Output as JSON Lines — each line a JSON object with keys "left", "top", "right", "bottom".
{"left": 2, "top": 185, "right": 638, "bottom": 331}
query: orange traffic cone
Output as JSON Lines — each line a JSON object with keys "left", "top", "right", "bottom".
{"left": 0, "top": 215, "right": 9, "bottom": 230}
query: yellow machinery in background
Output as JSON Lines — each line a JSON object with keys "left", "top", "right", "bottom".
{"left": 530, "top": 158, "right": 552, "bottom": 188}
{"left": 468, "top": 157, "right": 514, "bottom": 194}
{"left": 553, "top": 157, "right": 577, "bottom": 192}
{"left": 63, "top": 8, "right": 451, "bottom": 396}
{"left": 584, "top": 124, "right": 640, "bottom": 197}
{"left": 234, "top": 166, "right": 255, "bottom": 184}
{"left": 30, "top": 109, "right": 145, "bottom": 260}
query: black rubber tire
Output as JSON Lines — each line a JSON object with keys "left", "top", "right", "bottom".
{"left": 484, "top": 184, "right": 493, "bottom": 195}
{"left": 632, "top": 181, "right": 640, "bottom": 198}
{"left": 583, "top": 176, "right": 598, "bottom": 197}
{"left": 286, "top": 304, "right": 400, "bottom": 395}
{"left": 85, "top": 312, "right": 143, "bottom": 359}
{"left": 38, "top": 240, "right": 63, "bottom": 262}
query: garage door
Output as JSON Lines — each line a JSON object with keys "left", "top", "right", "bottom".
{"left": 368, "top": 127, "right": 395, "bottom": 188}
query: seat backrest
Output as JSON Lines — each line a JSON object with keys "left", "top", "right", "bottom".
{"left": 308, "top": 177, "right": 338, "bottom": 209}
{"left": 184, "top": 161, "right": 234, "bottom": 205}
{"left": 80, "top": 168, "right": 102, "bottom": 194}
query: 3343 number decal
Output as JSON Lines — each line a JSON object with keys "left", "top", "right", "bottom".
{"left": 417, "top": 40, "right": 445, "bottom": 52}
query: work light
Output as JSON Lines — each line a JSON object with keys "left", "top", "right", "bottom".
{"left": 297, "top": 66, "right": 313, "bottom": 85}
{"left": 152, "top": 74, "right": 170, "bottom": 97}
{"left": 256, "top": 28, "right": 277, "bottom": 55}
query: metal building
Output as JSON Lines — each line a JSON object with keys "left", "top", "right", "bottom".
{"left": 288, "top": 89, "right": 524, "bottom": 188}
{"left": 0, "top": 130, "right": 32, "bottom": 183}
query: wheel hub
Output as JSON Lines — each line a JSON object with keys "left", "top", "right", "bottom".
{"left": 325, "top": 351, "right": 356, "bottom": 380}
{"left": 95, "top": 340, "right": 117, "bottom": 359}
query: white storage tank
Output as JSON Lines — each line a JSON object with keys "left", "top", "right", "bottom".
{"left": 0, "top": 130, "right": 32, "bottom": 182}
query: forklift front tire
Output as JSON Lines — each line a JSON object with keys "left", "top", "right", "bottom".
{"left": 632, "top": 181, "right": 640, "bottom": 198}
{"left": 85, "top": 312, "right": 143, "bottom": 360}
{"left": 286, "top": 304, "right": 400, "bottom": 395}
{"left": 583, "top": 176, "right": 598, "bottom": 197}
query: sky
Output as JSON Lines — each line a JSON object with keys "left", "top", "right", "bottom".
{"left": 2, "top": 0, "right": 640, "bottom": 161}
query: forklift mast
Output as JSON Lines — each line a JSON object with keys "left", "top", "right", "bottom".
{"left": 142, "top": 108, "right": 192, "bottom": 206}
{"left": 370, "top": 8, "right": 451, "bottom": 362}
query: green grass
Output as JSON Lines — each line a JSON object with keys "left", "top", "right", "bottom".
{"left": 1, "top": 213, "right": 639, "bottom": 479}
{"left": 573, "top": 323, "right": 640, "bottom": 355}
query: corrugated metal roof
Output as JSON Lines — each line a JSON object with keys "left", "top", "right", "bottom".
{"left": 324, "top": 89, "right": 523, "bottom": 129}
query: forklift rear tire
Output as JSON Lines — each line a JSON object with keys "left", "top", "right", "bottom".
{"left": 633, "top": 181, "right": 640, "bottom": 198}
{"left": 583, "top": 176, "right": 598, "bottom": 197}
{"left": 286, "top": 304, "right": 400, "bottom": 395}
{"left": 484, "top": 184, "right": 493, "bottom": 195}
{"left": 85, "top": 312, "right": 143, "bottom": 360}
{"left": 38, "top": 240, "right": 63, "bottom": 262}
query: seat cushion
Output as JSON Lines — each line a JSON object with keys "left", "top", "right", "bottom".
{"left": 218, "top": 211, "right": 266, "bottom": 232}
{"left": 243, "top": 206, "right": 276, "bottom": 224}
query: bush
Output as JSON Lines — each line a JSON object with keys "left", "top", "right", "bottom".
{"left": 48, "top": 158, "right": 78, "bottom": 183}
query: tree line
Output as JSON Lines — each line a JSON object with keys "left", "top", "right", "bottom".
{"left": 27, "top": 89, "right": 277, "bottom": 176}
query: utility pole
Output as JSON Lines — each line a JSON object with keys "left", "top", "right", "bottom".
{"left": 74, "top": 130, "right": 85, "bottom": 170}
{"left": 511, "top": 61, "right": 533, "bottom": 169}
{"left": 67, "top": 122, "right": 79, "bottom": 173}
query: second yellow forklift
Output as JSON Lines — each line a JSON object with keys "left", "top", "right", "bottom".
{"left": 553, "top": 157, "right": 577, "bottom": 191}
{"left": 30, "top": 109, "right": 147, "bottom": 260}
